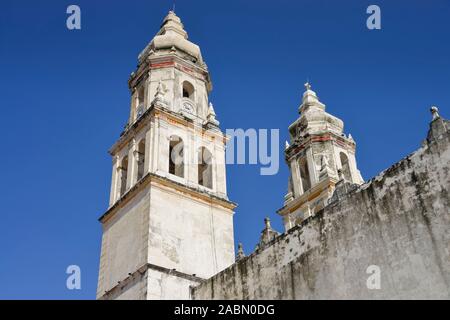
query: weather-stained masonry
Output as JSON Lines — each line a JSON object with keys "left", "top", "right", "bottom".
{"left": 192, "top": 114, "right": 450, "bottom": 300}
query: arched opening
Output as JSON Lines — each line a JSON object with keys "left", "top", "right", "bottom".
{"left": 299, "top": 158, "right": 311, "bottom": 193}
{"left": 136, "top": 139, "right": 145, "bottom": 181}
{"left": 119, "top": 156, "right": 128, "bottom": 197}
{"left": 198, "top": 147, "right": 213, "bottom": 189}
{"left": 340, "top": 152, "right": 351, "bottom": 182}
{"left": 182, "top": 81, "right": 194, "bottom": 99}
{"left": 169, "top": 136, "right": 184, "bottom": 178}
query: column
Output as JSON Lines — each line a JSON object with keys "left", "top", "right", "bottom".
{"left": 151, "top": 119, "right": 159, "bottom": 173}
{"left": 290, "top": 159, "right": 303, "bottom": 197}
{"left": 348, "top": 151, "right": 360, "bottom": 184}
{"left": 144, "top": 125, "right": 152, "bottom": 175}
{"left": 109, "top": 155, "right": 119, "bottom": 206}
{"left": 132, "top": 148, "right": 140, "bottom": 184}
{"left": 305, "top": 204, "right": 312, "bottom": 218}
{"left": 128, "top": 89, "right": 136, "bottom": 124}
{"left": 157, "top": 119, "right": 169, "bottom": 175}
{"left": 144, "top": 78, "right": 149, "bottom": 109}
{"left": 187, "top": 129, "right": 198, "bottom": 187}
{"left": 306, "top": 147, "right": 318, "bottom": 185}
{"left": 127, "top": 139, "right": 137, "bottom": 189}
{"left": 214, "top": 141, "right": 227, "bottom": 196}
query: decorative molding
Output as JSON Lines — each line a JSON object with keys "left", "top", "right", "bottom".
{"left": 99, "top": 171, "right": 236, "bottom": 224}
{"left": 98, "top": 262, "right": 204, "bottom": 300}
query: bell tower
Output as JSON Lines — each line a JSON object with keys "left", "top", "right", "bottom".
{"left": 96, "top": 11, "right": 236, "bottom": 300}
{"left": 277, "top": 83, "right": 364, "bottom": 231}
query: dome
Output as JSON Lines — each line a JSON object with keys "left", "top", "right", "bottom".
{"left": 139, "top": 11, "right": 204, "bottom": 65}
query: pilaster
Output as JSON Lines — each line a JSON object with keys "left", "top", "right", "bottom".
{"left": 109, "top": 155, "right": 119, "bottom": 206}
{"left": 127, "top": 139, "right": 137, "bottom": 189}
{"left": 290, "top": 160, "right": 302, "bottom": 197}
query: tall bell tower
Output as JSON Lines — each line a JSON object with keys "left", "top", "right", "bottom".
{"left": 96, "top": 11, "right": 236, "bottom": 300}
{"left": 277, "top": 83, "right": 364, "bottom": 231}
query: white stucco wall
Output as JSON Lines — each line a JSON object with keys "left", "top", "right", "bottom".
{"left": 97, "top": 187, "right": 150, "bottom": 298}
{"left": 148, "top": 183, "right": 235, "bottom": 278}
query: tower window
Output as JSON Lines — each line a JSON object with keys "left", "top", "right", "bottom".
{"left": 136, "top": 139, "right": 146, "bottom": 181}
{"left": 120, "top": 156, "right": 129, "bottom": 197}
{"left": 169, "top": 135, "right": 184, "bottom": 178}
{"left": 299, "top": 158, "right": 311, "bottom": 193}
{"left": 198, "top": 147, "right": 213, "bottom": 189}
{"left": 340, "top": 152, "right": 351, "bottom": 182}
{"left": 182, "top": 81, "right": 194, "bottom": 99}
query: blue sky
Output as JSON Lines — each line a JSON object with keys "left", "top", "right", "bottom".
{"left": 0, "top": 0, "right": 448, "bottom": 299}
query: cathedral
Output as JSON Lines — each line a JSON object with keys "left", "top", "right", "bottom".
{"left": 97, "top": 12, "right": 450, "bottom": 300}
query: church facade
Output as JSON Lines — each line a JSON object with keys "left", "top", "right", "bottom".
{"left": 97, "top": 12, "right": 450, "bottom": 300}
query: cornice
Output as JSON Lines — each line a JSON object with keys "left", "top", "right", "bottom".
{"left": 109, "top": 105, "right": 227, "bottom": 155}
{"left": 285, "top": 132, "right": 356, "bottom": 161}
{"left": 99, "top": 171, "right": 237, "bottom": 224}
{"left": 98, "top": 262, "right": 204, "bottom": 300}
{"left": 129, "top": 53, "right": 211, "bottom": 90}
{"left": 277, "top": 177, "right": 337, "bottom": 216}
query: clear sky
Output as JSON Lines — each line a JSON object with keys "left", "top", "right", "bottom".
{"left": 0, "top": 0, "right": 448, "bottom": 299}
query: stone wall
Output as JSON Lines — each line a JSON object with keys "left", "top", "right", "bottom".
{"left": 97, "top": 173, "right": 235, "bottom": 300}
{"left": 97, "top": 187, "right": 150, "bottom": 299}
{"left": 192, "top": 117, "right": 450, "bottom": 299}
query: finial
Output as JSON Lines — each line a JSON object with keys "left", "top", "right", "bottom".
{"left": 431, "top": 106, "right": 440, "bottom": 120}
{"left": 207, "top": 102, "right": 220, "bottom": 126}
{"left": 264, "top": 217, "right": 271, "bottom": 229}
{"left": 208, "top": 102, "right": 216, "bottom": 116}
{"left": 236, "top": 243, "right": 246, "bottom": 260}
{"left": 153, "top": 80, "right": 166, "bottom": 106}
{"left": 156, "top": 80, "right": 164, "bottom": 95}
{"left": 304, "top": 82, "right": 312, "bottom": 91}
{"left": 321, "top": 154, "right": 329, "bottom": 168}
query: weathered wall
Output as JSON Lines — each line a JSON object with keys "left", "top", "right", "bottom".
{"left": 97, "top": 175, "right": 235, "bottom": 300}
{"left": 146, "top": 267, "right": 201, "bottom": 300}
{"left": 192, "top": 119, "right": 450, "bottom": 300}
{"left": 97, "top": 187, "right": 150, "bottom": 298}
{"left": 148, "top": 182, "right": 235, "bottom": 279}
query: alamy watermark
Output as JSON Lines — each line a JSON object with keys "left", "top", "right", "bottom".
{"left": 366, "top": 265, "right": 381, "bottom": 290}
{"left": 66, "top": 265, "right": 81, "bottom": 290}
{"left": 366, "top": 5, "right": 381, "bottom": 30}
{"left": 226, "top": 129, "right": 279, "bottom": 176}
{"left": 66, "top": 5, "right": 81, "bottom": 30}
{"left": 169, "top": 128, "right": 280, "bottom": 176}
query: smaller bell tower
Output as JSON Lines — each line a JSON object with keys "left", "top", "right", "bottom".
{"left": 278, "top": 83, "right": 364, "bottom": 231}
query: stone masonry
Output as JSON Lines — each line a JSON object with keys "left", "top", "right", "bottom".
{"left": 192, "top": 111, "right": 450, "bottom": 299}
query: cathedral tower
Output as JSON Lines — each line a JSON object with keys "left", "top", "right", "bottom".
{"left": 96, "top": 12, "right": 236, "bottom": 300}
{"left": 277, "top": 83, "right": 364, "bottom": 231}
